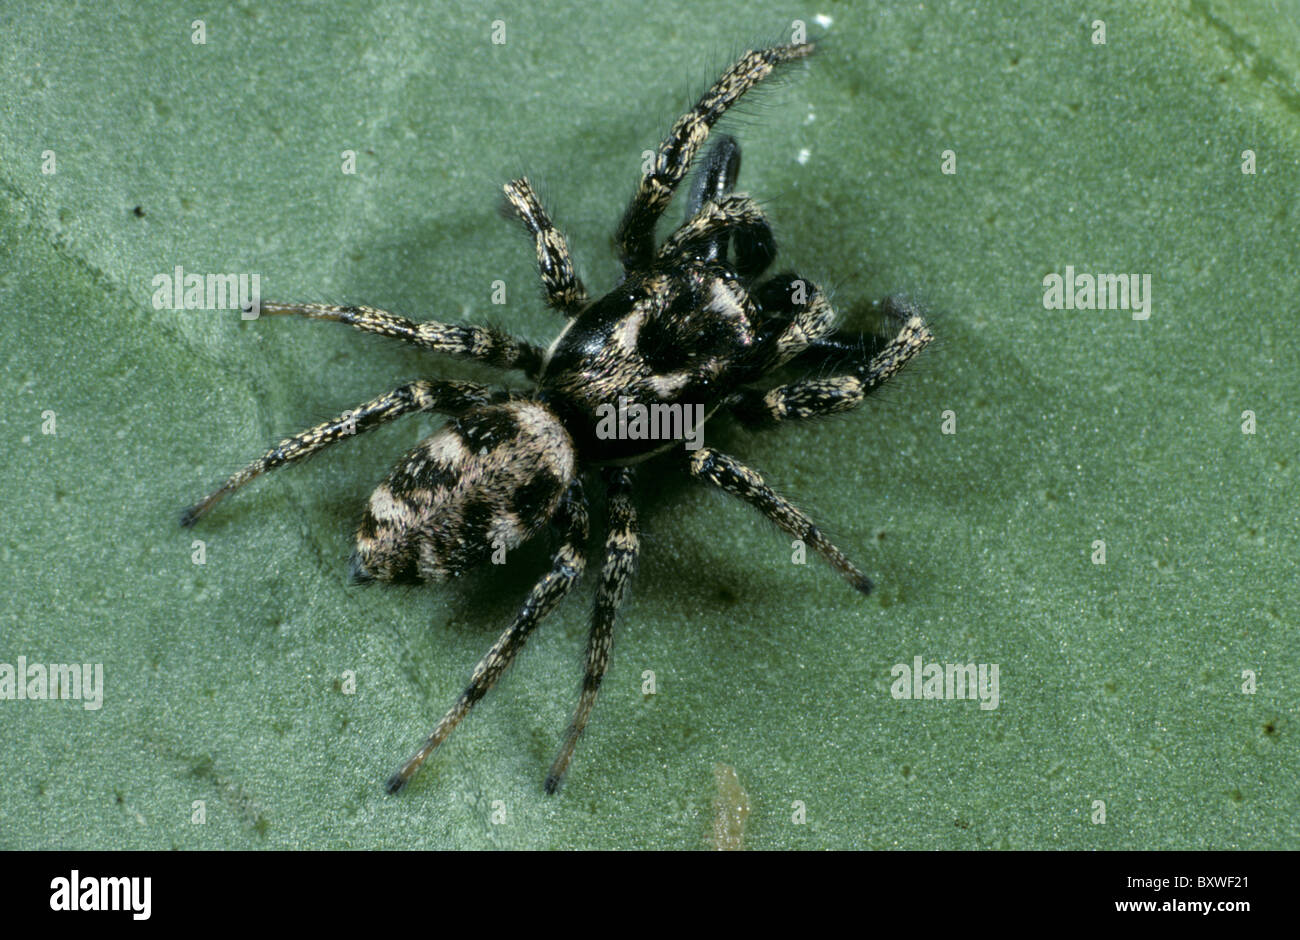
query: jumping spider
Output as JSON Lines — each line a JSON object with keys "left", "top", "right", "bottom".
{"left": 181, "top": 41, "right": 933, "bottom": 794}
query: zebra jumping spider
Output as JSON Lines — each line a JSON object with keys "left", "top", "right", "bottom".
{"left": 181, "top": 41, "right": 933, "bottom": 794}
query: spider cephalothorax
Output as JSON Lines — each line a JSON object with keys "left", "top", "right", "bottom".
{"left": 182, "top": 41, "right": 934, "bottom": 794}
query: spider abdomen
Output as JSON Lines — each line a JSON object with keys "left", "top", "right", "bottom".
{"left": 349, "top": 399, "right": 576, "bottom": 584}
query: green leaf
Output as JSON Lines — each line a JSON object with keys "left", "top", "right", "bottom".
{"left": 1, "top": 1, "right": 1295, "bottom": 849}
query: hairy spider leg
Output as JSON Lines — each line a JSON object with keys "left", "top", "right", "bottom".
{"left": 616, "top": 42, "right": 814, "bottom": 268}
{"left": 501, "top": 177, "right": 588, "bottom": 316}
{"left": 659, "top": 192, "right": 776, "bottom": 280}
{"left": 686, "top": 447, "right": 874, "bottom": 595}
{"left": 682, "top": 135, "right": 738, "bottom": 263}
{"left": 753, "top": 292, "right": 926, "bottom": 372}
{"left": 674, "top": 136, "right": 779, "bottom": 278}
{"left": 742, "top": 274, "right": 840, "bottom": 375}
{"left": 545, "top": 467, "right": 639, "bottom": 793}
{"left": 386, "top": 481, "right": 589, "bottom": 794}
{"left": 728, "top": 311, "right": 934, "bottom": 428}
{"left": 180, "top": 379, "right": 492, "bottom": 527}
{"left": 258, "top": 302, "right": 546, "bottom": 378}
{"left": 685, "top": 134, "right": 742, "bottom": 219}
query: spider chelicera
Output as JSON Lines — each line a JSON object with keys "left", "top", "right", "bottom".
{"left": 181, "top": 41, "right": 933, "bottom": 794}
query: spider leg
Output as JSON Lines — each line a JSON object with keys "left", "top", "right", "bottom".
{"left": 745, "top": 274, "right": 839, "bottom": 375}
{"left": 502, "top": 177, "right": 588, "bottom": 316}
{"left": 545, "top": 467, "right": 638, "bottom": 794}
{"left": 659, "top": 193, "right": 776, "bottom": 279}
{"left": 728, "top": 311, "right": 933, "bottom": 429}
{"left": 386, "top": 480, "right": 589, "bottom": 794}
{"left": 678, "top": 135, "right": 741, "bottom": 266}
{"left": 788, "top": 329, "right": 890, "bottom": 371}
{"left": 179, "top": 379, "right": 492, "bottom": 527}
{"left": 258, "top": 303, "right": 545, "bottom": 378}
{"left": 616, "top": 42, "right": 814, "bottom": 268}
{"left": 675, "top": 137, "right": 778, "bottom": 278}
{"left": 686, "top": 447, "right": 872, "bottom": 594}
{"left": 761, "top": 296, "right": 925, "bottom": 372}
{"left": 685, "top": 134, "right": 741, "bottom": 218}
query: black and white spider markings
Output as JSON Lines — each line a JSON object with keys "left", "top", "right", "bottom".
{"left": 181, "top": 41, "right": 933, "bottom": 794}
